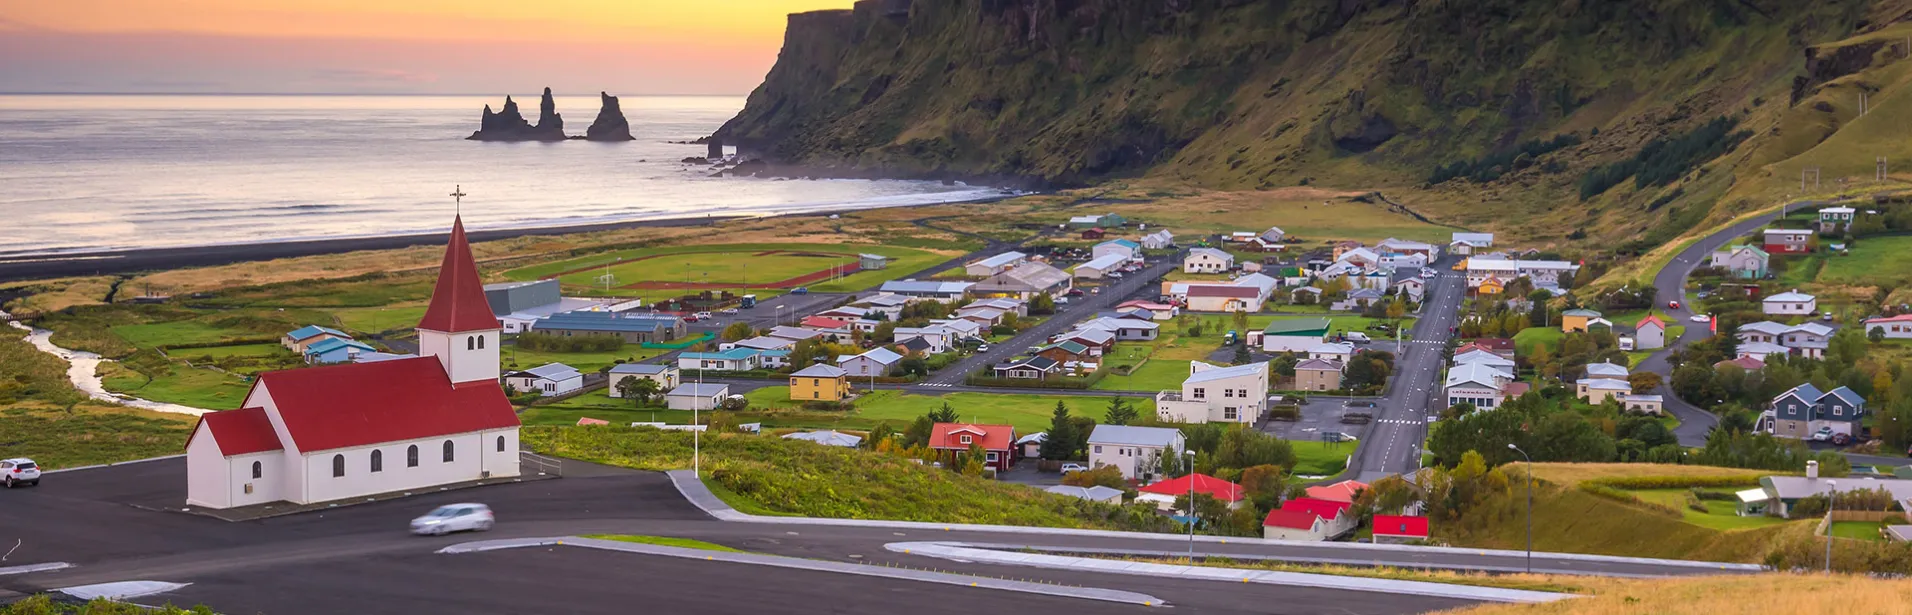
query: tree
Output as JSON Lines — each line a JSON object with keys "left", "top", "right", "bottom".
{"left": 1213, "top": 425, "right": 1298, "bottom": 472}
{"left": 902, "top": 415, "right": 935, "bottom": 448}
{"left": 1386, "top": 298, "right": 1407, "bottom": 321}
{"left": 1066, "top": 416, "right": 1098, "bottom": 458}
{"left": 1157, "top": 445, "right": 1187, "bottom": 479}
{"left": 1871, "top": 326, "right": 1888, "bottom": 343}
{"left": 1030, "top": 293, "right": 1056, "bottom": 316}
{"left": 1062, "top": 465, "right": 1125, "bottom": 488}
{"left": 1040, "top": 402, "right": 1079, "bottom": 460}
{"left": 719, "top": 395, "right": 749, "bottom": 411}
{"left": 1171, "top": 492, "right": 1230, "bottom": 528}
{"left": 960, "top": 442, "right": 987, "bottom": 477}
{"left": 1104, "top": 397, "right": 1139, "bottom": 425}
{"left": 897, "top": 357, "right": 929, "bottom": 377}
{"left": 1232, "top": 309, "right": 1249, "bottom": 332}
{"left": 721, "top": 321, "right": 754, "bottom": 341}
{"left": 1238, "top": 464, "right": 1287, "bottom": 512}
{"left": 1233, "top": 345, "right": 1252, "bottom": 365}
{"left": 1627, "top": 371, "right": 1664, "bottom": 393}
{"left": 615, "top": 376, "right": 661, "bottom": 407}
{"left": 1269, "top": 353, "right": 1299, "bottom": 377}
{"left": 866, "top": 421, "right": 896, "bottom": 450}
{"left": 1353, "top": 474, "right": 1419, "bottom": 517}
{"left": 928, "top": 402, "right": 959, "bottom": 424}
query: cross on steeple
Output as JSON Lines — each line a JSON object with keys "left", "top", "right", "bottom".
{"left": 450, "top": 185, "right": 468, "bottom": 215}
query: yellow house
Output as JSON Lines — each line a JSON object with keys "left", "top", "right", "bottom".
{"left": 789, "top": 364, "right": 852, "bottom": 401}
{"left": 1561, "top": 309, "right": 1603, "bottom": 333}
{"left": 1476, "top": 275, "right": 1505, "bottom": 296}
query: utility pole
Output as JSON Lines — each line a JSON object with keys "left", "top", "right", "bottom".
{"left": 1879, "top": 157, "right": 1889, "bottom": 182}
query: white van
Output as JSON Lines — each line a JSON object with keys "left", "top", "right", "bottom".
{"left": 1344, "top": 332, "right": 1372, "bottom": 344}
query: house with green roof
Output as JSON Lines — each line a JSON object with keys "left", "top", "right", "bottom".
{"left": 1256, "top": 318, "right": 1331, "bottom": 353}
{"left": 1708, "top": 244, "right": 1769, "bottom": 279}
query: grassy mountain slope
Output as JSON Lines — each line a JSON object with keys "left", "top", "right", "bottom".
{"left": 723, "top": 0, "right": 1912, "bottom": 248}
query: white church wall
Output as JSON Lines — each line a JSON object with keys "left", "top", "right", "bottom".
{"left": 482, "top": 429, "right": 521, "bottom": 478}
{"left": 228, "top": 451, "right": 284, "bottom": 507}
{"left": 417, "top": 329, "right": 500, "bottom": 385}
{"left": 297, "top": 432, "right": 494, "bottom": 504}
{"left": 185, "top": 423, "right": 228, "bottom": 509}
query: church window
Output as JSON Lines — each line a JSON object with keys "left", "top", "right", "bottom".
{"left": 332, "top": 454, "right": 345, "bottom": 477}
{"left": 251, "top": 461, "right": 262, "bottom": 479}
{"left": 497, "top": 435, "right": 506, "bottom": 452}
{"left": 370, "top": 449, "right": 383, "bottom": 472}
{"left": 443, "top": 440, "right": 455, "bottom": 462}
{"left": 467, "top": 336, "right": 475, "bottom": 350}
{"left": 407, "top": 445, "right": 419, "bottom": 467}
{"left": 478, "top": 336, "right": 485, "bottom": 349}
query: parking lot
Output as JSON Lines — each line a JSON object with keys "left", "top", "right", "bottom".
{"left": 1260, "top": 397, "right": 1371, "bottom": 445}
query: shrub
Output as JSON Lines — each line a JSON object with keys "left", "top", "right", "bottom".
{"left": 516, "top": 333, "right": 623, "bottom": 353}
{"left": 1266, "top": 406, "right": 1300, "bottom": 421}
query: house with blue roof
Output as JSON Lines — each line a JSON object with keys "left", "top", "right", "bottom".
{"left": 678, "top": 347, "right": 782, "bottom": 371}
{"left": 1093, "top": 238, "right": 1142, "bottom": 260}
{"left": 1764, "top": 383, "right": 1867, "bottom": 441}
{"left": 530, "top": 311, "right": 685, "bottom": 343}
{"left": 303, "top": 337, "right": 376, "bottom": 364}
{"left": 282, "top": 325, "right": 352, "bottom": 352}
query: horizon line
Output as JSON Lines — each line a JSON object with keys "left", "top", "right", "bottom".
{"left": 0, "top": 91, "right": 753, "bottom": 97}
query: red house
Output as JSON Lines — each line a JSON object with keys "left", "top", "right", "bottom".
{"left": 1080, "top": 228, "right": 1107, "bottom": 239}
{"left": 1137, "top": 473, "right": 1244, "bottom": 511}
{"left": 1762, "top": 228, "right": 1812, "bottom": 254}
{"left": 1371, "top": 515, "right": 1430, "bottom": 544}
{"left": 929, "top": 423, "right": 1017, "bottom": 472}
{"left": 1456, "top": 338, "right": 1515, "bottom": 359}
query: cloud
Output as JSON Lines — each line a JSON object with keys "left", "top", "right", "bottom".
{"left": 309, "top": 67, "right": 439, "bottom": 85}
{"left": 0, "top": 16, "right": 45, "bottom": 31}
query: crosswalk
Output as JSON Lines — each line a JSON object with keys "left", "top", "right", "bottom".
{"left": 1405, "top": 339, "right": 1444, "bottom": 345}
{"left": 917, "top": 382, "right": 956, "bottom": 388}
{"left": 1374, "top": 419, "right": 1423, "bottom": 425}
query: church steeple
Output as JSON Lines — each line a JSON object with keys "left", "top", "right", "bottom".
{"left": 416, "top": 215, "right": 501, "bottom": 385}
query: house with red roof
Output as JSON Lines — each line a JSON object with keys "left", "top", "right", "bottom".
{"left": 1135, "top": 473, "right": 1245, "bottom": 511}
{"left": 1303, "top": 479, "right": 1368, "bottom": 503}
{"left": 928, "top": 423, "right": 1017, "bottom": 472}
{"left": 1262, "top": 497, "right": 1354, "bottom": 541}
{"left": 1456, "top": 338, "right": 1516, "bottom": 359}
{"left": 1866, "top": 314, "right": 1912, "bottom": 340}
{"left": 1634, "top": 314, "right": 1668, "bottom": 350}
{"left": 185, "top": 216, "right": 522, "bottom": 510}
{"left": 1371, "top": 515, "right": 1430, "bottom": 544}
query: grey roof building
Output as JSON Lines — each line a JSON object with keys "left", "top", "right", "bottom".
{"left": 485, "top": 279, "right": 561, "bottom": 316}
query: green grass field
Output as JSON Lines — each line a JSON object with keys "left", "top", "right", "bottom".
{"left": 1289, "top": 440, "right": 1353, "bottom": 476}
{"left": 99, "top": 362, "right": 252, "bottom": 410}
{"left": 745, "top": 386, "right": 1143, "bottom": 432}
{"left": 502, "top": 243, "right": 953, "bottom": 300}
{"left": 1249, "top": 315, "right": 1415, "bottom": 339}
{"left": 1830, "top": 521, "right": 1886, "bottom": 542}
{"left": 110, "top": 321, "right": 263, "bottom": 348}
{"left": 1628, "top": 489, "right": 1791, "bottom": 531}
{"left": 329, "top": 304, "right": 429, "bottom": 335}
{"left": 501, "top": 346, "right": 664, "bottom": 374}
{"left": 0, "top": 406, "right": 194, "bottom": 470}
{"left": 1514, "top": 327, "right": 1565, "bottom": 356}
{"left": 168, "top": 343, "right": 288, "bottom": 360}
{"left": 1093, "top": 359, "right": 1192, "bottom": 391}
{"left": 1818, "top": 235, "right": 1912, "bottom": 289}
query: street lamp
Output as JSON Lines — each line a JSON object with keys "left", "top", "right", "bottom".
{"left": 1826, "top": 480, "right": 1837, "bottom": 574}
{"left": 1507, "top": 443, "right": 1533, "bottom": 573}
{"left": 1185, "top": 449, "right": 1198, "bottom": 557}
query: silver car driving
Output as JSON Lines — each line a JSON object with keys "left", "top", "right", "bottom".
{"left": 410, "top": 503, "right": 494, "bottom": 536}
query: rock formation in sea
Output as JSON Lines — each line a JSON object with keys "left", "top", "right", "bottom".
{"left": 467, "top": 88, "right": 567, "bottom": 141}
{"left": 585, "top": 92, "right": 635, "bottom": 142}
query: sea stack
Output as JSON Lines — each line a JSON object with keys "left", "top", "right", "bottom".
{"left": 585, "top": 92, "right": 635, "bottom": 141}
{"left": 466, "top": 88, "right": 567, "bottom": 141}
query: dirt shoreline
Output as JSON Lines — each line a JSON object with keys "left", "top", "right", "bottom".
{"left": 0, "top": 193, "right": 1019, "bottom": 283}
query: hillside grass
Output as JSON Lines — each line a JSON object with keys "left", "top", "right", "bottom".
{"left": 1524, "top": 463, "right": 1774, "bottom": 487}
{"left": 99, "top": 361, "right": 250, "bottom": 411}
{"left": 502, "top": 242, "right": 958, "bottom": 300}
{"left": 1434, "top": 573, "right": 1912, "bottom": 615}
{"left": 2, "top": 321, "right": 194, "bottom": 469}
{"left": 744, "top": 386, "right": 1138, "bottom": 432}
{"left": 520, "top": 426, "right": 1168, "bottom": 530}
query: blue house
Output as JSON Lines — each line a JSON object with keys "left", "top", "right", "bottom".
{"left": 1766, "top": 383, "right": 1867, "bottom": 441}
{"left": 303, "top": 337, "right": 376, "bottom": 364}
{"left": 282, "top": 325, "right": 351, "bottom": 352}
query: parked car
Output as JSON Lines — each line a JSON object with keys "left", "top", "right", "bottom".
{"left": 683, "top": 315, "right": 699, "bottom": 323}
{"left": 1108, "top": 272, "right": 1124, "bottom": 278}
{"left": 1420, "top": 268, "right": 1436, "bottom": 278}
{"left": 1055, "top": 297, "right": 1070, "bottom": 305}
{"left": 790, "top": 287, "right": 809, "bottom": 295}
{"left": 1667, "top": 301, "right": 1681, "bottom": 310}
{"left": 720, "top": 308, "right": 739, "bottom": 314}
{"left": 1810, "top": 427, "right": 1835, "bottom": 442}
{"left": 1066, "top": 289, "right": 1085, "bottom": 297}
{"left": 1, "top": 458, "right": 41, "bottom": 488}
{"left": 694, "top": 311, "right": 714, "bottom": 319}
{"left": 1059, "top": 463, "right": 1089, "bottom": 474}
{"left": 1345, "top": 400, "right": 1377, "bottom": 408}
{"left": 410, "top": 503, "right": 494, "bottom": 535}
{"left": 1690, "top": 314, "right": 1711, "bottom": 323}
{"left": 1323, "top": 432, "right": 1358, "bottom": 443}
{"left": 1344, "top": 332, "right": 1371, "bottom": 344}
{"left": 976, "top": 344, "right": 990, "bottom": 352}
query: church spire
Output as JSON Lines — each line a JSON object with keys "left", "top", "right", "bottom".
{"left": 416, "top": 215, "right": 499, "bottom": 333}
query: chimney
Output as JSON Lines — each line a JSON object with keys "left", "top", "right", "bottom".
{"left": 1807, "top": 460, "right": 1819, "bottom": 479}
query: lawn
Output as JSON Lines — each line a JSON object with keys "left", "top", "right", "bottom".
{"left": 1093, "top": 359, "right": 1193, "bottom": 391}
{"left": 0, "top": 405, "right": 194, "bottom": 470}
{"left": 329, "top": 303, "right": 430, "bottom": 335}
{"left": 521, "top": 391, "right": 686, "bottom": 426}
{"left": 100, "top": 362, "right": 252, "bottom": 410}
{"left": 501, "top": 345, "right": 664, "bottom": 374}
{"left": 167, "top": 343, "right": 287, "bottom": 360}
{"left": 1830, "top": 521, "right": 1886, "bottom": 542}
{"left": 502, "top": 243, "right": 955, "bottom": 299}
{"left": 1627, "top": 489, "right": 1791, "bottom": 531}
{"left": 747, "top": 386, "right": 1145, "bottom": 432}
{"left": 110, "top": 320, "right": 266, "bottom": 348}
{"left": 1289, "top": 440, "right": 1353, "bottom": 476}
{"left": 1818, "top": 235, "right": 1912, "bottom": 289}
{"left": 1514, "top": 327, "right": 1564, "bottom": 356}
{"left": 1525, "top": 463, "right": 1774, "bottom": 487}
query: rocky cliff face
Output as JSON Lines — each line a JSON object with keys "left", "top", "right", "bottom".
{"left": 468, "top": 88, "right": 568, "bottom": 141}
{"left": 586, "top": 92, "right": 636, "bottom": 141}
{"left": 716, "top": 0, "right": 1876, "bottom": 189}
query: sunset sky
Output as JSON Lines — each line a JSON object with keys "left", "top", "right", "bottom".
{"left": 0, "top": 1, "right": 855, "bottom": 94}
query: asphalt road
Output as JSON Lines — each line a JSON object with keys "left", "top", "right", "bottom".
{"left": 922, "top": 255, "right": 1182, "bottom": 386}
{"left": 2, "top": 461, "right": 1502, "bottom": 614}
{"left": 1344, "top": 267, "right": 1466, "bottom": 482}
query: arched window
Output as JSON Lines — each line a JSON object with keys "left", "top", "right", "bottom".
{"left": 251, "top": 461, "right": 262, "bottom": 479}
{"left": 443, "top": 440, "right": 455, "bottom": 462}
{"left": 331, "top": 454, "right": 345, "bottom": 477}
{"left": 477, "top": 336, "right": 485, "bottom": 349}
{"left": 466, "top": 336, "right": 475, "bottom": 350}
{"left": 370, "top": 449, "right": 383, "bottom": 472}
{"left": 496, "top": 435, "right": 506, "bottom": 452}
{"left": 407, "top": 444, "right": 419, "bottom": 467}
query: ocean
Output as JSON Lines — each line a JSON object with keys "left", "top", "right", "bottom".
{"left": 0, "top": 95, "right": 1000, "bottom": 257}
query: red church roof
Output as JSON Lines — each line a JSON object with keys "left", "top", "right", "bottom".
{"left": 1372, "top": 515, "right": 1430, "bottom": 538}
{"left": 1139, "top": 473, "right": 1244, "bottom": 502}
{"left": 187, "top": 407, "right": 283, "bottom": 456}
{"left": 1262, "top": 509, "right": 1323, "bottom": 530}
{"left": 254, "top": 356, "right": 518, "bottom": 453}
{"left": 416, "top": 216, "right": 501, "bottom": 333}
{"left": 929, "top": 423, "right": 1015, "bottom": 451}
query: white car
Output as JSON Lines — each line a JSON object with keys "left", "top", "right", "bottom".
{"left": 1689, "top": 314, "right": 1711, "bottom": 323}
{"left": 1420, "top": 268, "right": 1436, "bottom": 278}
{"left": 1, "top": 458, "right": 41, "bottom": 488}
{"left": 694, "top": 311, "right": 714, "bottom": 320}
{"left": 720, "top": 308, "right": 739, "bottom": 315}
{"left": 410, "top": 503, "right": 494, "bottom": 536}
{"left": 1059, "top": 463, "right": 1089, "bottom": 474}
{"left": 1810, "top": 427, "right": 1835, "bottom": 442}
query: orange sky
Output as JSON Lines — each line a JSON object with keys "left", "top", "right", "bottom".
{"left": 0, "top": 1, "right": 857, "bottom": 94}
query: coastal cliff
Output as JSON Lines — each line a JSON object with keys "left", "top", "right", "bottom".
{"left": 716, "top": 0, "right": 1877, "bottom": 193}
{"left": 586, "top": 92, "right": 636, "bottom": 141}
{"left": 469, "top": 88, "right": 568, "bottom": 141}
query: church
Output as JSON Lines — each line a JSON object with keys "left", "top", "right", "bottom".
{"left": 185, "top": 217, "right": 523, "bottom": 509}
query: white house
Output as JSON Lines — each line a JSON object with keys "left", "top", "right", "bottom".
{"left": 1444, "top": 362, "right": 1514, "bottom": 410}
{"left": 1093, "top": 239, "right": 1142, "bottom": 260}
{"left": 1140, "top": 230, "right": 1175, "bottom": 250}
{"left": 1073, "top": 253, "right": 1128, "bottom": 279}
{"left": 504, "top": 363, "right": 584, "bottom": 397}
{"left": 666, "top": 383, "right": 729, "bottom": 411}
{"left": 1155, "top": 361, "right": 1268, "bottom": 424}
{"left": 1577, "top": 378, "right": 1633, "bottom": 404}
{"left": 608, "top": 363, "right": 678, "bottom": 397}
{"left": 965, "top": 251, "right": 1028, "bottom": 277}
{"left": 1763, "top": 290, "right": 1817, "bottom": 316}
{"left": 1087, "top": 425, "right": 1187, "bottom": 480}
{"left": 186, "top": 216, "right": 520, "bottom": 511}
{"left": 1866, "top": 314, "right": 1912, "bottom": 340}
{"left": 1634, "top": 315, "right": 1668, "bottom": 350}
{"left": 1449, "top": 232, "right": 1494, "bottom": 255}
{"left": 876, "top": 281, "right": 972, "bottom": 303}
{"left": 1183, "top": 247, "right": 1234, "bottom": 273}
{"left": 837, "top": 347, "right": 904, "bottom": 377}
{"left": 1307, "top": 342, "right": 1356, "bottom": 365}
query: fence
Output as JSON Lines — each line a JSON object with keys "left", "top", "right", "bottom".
{"left": 520, "top": 451, "right": 564, "bottom": 477}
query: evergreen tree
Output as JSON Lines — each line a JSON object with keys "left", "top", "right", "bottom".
{"left": 928, "top": 402, "right": 959, "bottom": 423}
{"left": 1104, "top": 397, "right": 1139, "bottom": 425}
{"left": 1040, "top": 401, "right": 1078, "bottom": 460}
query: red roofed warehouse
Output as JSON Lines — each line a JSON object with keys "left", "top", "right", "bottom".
{"left": 186, "top": 216, "right": 522, "bottom": 510}
{"left": 1136, "top": 473, "right": 1244, "bottom": 512}
{"left": 1371, "top": 515, "right": 1430, "bottom": 544}
{"left": 928, "top": 423, "right": 1017, "bottom": 472}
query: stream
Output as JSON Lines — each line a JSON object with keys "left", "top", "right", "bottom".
{"left": 4, "top": 309, "right": 212, "bottom": 416}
